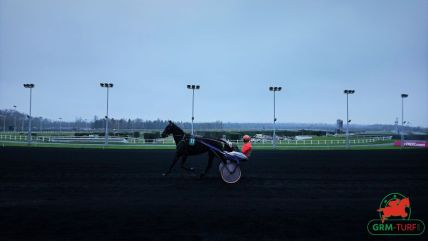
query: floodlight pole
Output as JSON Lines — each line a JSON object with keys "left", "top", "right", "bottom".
{"left": 269, "top": 86, "right": 282, "bottom": 149}
{"left": 273, "top": 90, "right": 276, "bottom": 148}
{"left": 187, "top": 84, "right": 200, "bottom": 136}
{"left": 344, "top": 90, "right": 355, "bottom": 149}
{"left": 23, "top": 84, "right": 34, "bottom": 144}
{"left": 401, "top": 94, "right": 408, "bottom": 148}
{"left": 192, "top": 88, "right": 195, "bottom": 135}
{"left": 105, "top": 86, "right": 109, "bottom": 144}
{"left": 29, "top": 88, "right": 32, "bottom": 142}
{"left": 100, "top": 83, "right": 114, "bottom": 145}
{"left": 13, "top": 105, "right": 17, "bottom": 132}
{"left": 59, "top": 118, "right": 62, "bottom": 133}
{"left": 346, "top": 92, "right": 349, "bottom": 148}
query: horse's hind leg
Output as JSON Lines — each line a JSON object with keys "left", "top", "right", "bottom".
{"left": 180, "top": 155, "right": 196, "bottom": 174}
{"left": 200, "top": 151, "right": 214, "bottom": 178}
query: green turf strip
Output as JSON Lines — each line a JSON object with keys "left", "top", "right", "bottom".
{"left": 0, "top": 140, "right": 402, "bottom": 150}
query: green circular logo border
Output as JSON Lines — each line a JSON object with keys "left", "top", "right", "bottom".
{"left": 378, "top": 192, "right": 411, "bottom": 220}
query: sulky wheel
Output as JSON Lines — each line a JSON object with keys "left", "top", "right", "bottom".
{"left": 218, "top": 161, "right": 241, "bottom": 184}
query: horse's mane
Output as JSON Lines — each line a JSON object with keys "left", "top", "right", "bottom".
{"left": 170, "top": 121, "right": 184, "bottom": 135}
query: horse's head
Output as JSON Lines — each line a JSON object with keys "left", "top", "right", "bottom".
{"left": 401, "top": 197, "right": 410, "bottom": 207}
{"left": 161, "top": 120, "right": 184, "bottom": 138}
{"left": 161, "top": 120, "right": 174, "bottom": 138}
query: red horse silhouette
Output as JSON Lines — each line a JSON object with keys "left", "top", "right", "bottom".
{"left": 377, "top": 197, "right": 410, "bottom": 223}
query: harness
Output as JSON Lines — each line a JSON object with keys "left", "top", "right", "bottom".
{"left": 170, "top": 130, "right": 242, "bottom": 163}
{"left": 198, "top": 139, "right": 246, "bottom": 164}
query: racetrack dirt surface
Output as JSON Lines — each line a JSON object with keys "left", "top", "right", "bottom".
{"left": 1, "top": 147, "right": 427, "bottom": 241}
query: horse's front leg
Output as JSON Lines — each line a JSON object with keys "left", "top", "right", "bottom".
{"left": 162, "top": 153, "right": 180, "bottom": 176}
{"left": 180, "top": 155, "right": 196, "bottom": 174}
{"left": 200, "top": 151, "right": 214, "bottom": 178}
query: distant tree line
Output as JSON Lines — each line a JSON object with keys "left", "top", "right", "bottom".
{"left": 0, "top": 109, "right": 427, "bottom": 133}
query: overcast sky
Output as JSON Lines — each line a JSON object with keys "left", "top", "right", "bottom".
{"left": 1, "top": 0, "right": 427, "bottom": 126}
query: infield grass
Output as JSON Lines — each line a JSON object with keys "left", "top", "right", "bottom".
{"left": 0, "top": 140, "right": 400, "bottom": 150}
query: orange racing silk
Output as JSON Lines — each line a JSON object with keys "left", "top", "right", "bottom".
{"left": 241, "top": 142, "right": 252, "bottom": 157}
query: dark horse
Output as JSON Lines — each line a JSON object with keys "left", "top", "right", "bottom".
{"left": 161, "top": 121, "right": 233, "bottom": 177}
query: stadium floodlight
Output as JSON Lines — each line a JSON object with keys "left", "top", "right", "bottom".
{"left": 23, "top": 83, "right": 35, "bottom": 144}
{"left": 269, "top": 86, "right": 282, "bottom": 149}
{"left": 100, "top": 82, "right": 114, "bottom": 145}
{"left": 187, "top": 84, "right": 200, "bottom": 135}
{"left": 344, "top": 90, "right": 355, "bottom": 94}
{"left": 100, "top": 83, "right": 113, "bottom": 88}
{"left": 344, "top": 89, "right": 355, "bottom": 148}
{"left": 400, "top": 94, "right": 409, "bottom": 148}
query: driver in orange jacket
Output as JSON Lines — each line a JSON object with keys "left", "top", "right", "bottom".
{"left": 241, "top": 135, "right": 252, "bottom": 157}
{"left": 225, "top": 135, "right": 252, "bottom": 160}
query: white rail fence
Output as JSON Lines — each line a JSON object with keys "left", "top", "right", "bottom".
{"left": 0, "top": 134, "right": 393, "bottom": 146}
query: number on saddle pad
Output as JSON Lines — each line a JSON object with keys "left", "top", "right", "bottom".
{"left": 188, "top": 136, "right": 195, "bottom": 146}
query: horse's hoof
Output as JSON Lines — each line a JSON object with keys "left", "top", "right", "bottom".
{"left": 162, "top": 173, "right": 168, "bottom": 177}
{"left": 189, "top": 167, "right": 195, "bottom": 172}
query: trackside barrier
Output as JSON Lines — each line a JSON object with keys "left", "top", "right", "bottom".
{"left": 0, "top": 134, "right": 393, "bottom": 146}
